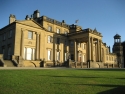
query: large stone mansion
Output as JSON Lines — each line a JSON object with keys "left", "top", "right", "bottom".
{"left": 0, "top": 10, "right": 124, "bottom": 68}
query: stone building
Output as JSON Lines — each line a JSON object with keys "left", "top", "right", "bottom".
{"left": 0, "top": 10, "right": 123, "bottom": 68}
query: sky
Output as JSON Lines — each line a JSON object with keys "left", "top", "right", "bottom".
{"left": 0, "top": 0, "right": 125, "bottom": 51}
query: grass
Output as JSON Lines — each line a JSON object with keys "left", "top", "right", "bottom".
{"left": 0, "top": 69, "right": 125, "bottom": 94}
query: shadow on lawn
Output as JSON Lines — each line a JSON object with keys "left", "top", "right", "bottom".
{"left": 39, "top": 75, "right": 101, "bottom": 79}
{"left": 115, "top": 78, "right": 125, "bottom": 80}
{"left": 54, "top": 83, "right": 125, "bottom": 94}
{"left": 77, "top": 69, "right": 125, "bottom": 71}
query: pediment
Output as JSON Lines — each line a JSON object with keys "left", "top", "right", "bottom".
{"left": 16, "top": 20, "right": 44, "bottom": 29}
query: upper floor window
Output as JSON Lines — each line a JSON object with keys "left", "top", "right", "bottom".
{"left": 64, "top": 31, "right": 68, "bottom": 36}
{"left": 3, "top": 33, "right": 6, "bottom": 40}
{"left": 8, "top": 30, "right": 12, "bottom": 38}
{"left": 57, "top": 38, "right": 60, "bottom": 44}
{"left": 107, "top": 56, "right": 108, "bottom": 60}
{"left": 106, "top": 49, "right": 109, "bottom": 54}
{"left": 82, "top": 44, "right": 86, "bottom": 49}
{"left": 84, "top": 44, "right": 86, "bottom": 49}
{"left": 56, "top": 28, "right": 60, "bottom": 34}
{"left": 48, "top": 26, "right": 52, "bottom": 31}
{"left": 70, "top": 41, "right": 74, "bottom": 47}
{"left": 65, "top": 31, "right": 68, "bottom": 34}
{"left": 48, "top": 36, "right": 53, "bottom": 43}
{"left": 78, "top": 43, "right": 81, "bottom": 48}
{"left": 28, "top": 31, "right": 33, "bottom": 39}
{"left": 65, "top": 40, "right": 67, "bottom": 45}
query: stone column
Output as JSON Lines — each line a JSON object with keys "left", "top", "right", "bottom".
{"left": 21, "top": 29, "right": 24, "bottom": 59}
{"left": 61, "top": 40, "right": 64, "bottom": 63}
{"left": 97, "top": 39, "right": 100, "bottom": 61}
{"left": 95, "top": 42, "right": 97, "bottom": 62}
{"left": 91, "top": 37, "right": 93, "bottom": 61}
{"left": 100, "top": 40, "right": 102, "bottom": 61}
{"left": 74, "top": 40, "right": 77, "bottom": 61}
{"left": 87, "top": 37, "right": 91, "bottom": 61}
{"left": 36, "top": 32, "right": 40, "bottom": 60}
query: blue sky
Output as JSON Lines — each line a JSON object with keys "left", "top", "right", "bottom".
{"left": 0, "top": 0, "right": 125, "bottom": 51}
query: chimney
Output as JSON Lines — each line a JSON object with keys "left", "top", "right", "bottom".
{"left": 9, "top": 14, "right": 16, "bottom": 24}
{"left": 109, "top": 46, "right": 110, "bottom": 53}
{"left": 25, "top": 15, "right": 30, "bottom": 20}
{"left": 33, "top": 10, "right": 40, "bottom": 19}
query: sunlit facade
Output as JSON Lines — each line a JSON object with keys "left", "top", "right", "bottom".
{"left": 0, "top": 10, "right": 123, "bottom": 68}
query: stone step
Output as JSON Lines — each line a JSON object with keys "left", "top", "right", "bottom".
{"left": 4, "top": 60, "right": 16, "bottom": 67}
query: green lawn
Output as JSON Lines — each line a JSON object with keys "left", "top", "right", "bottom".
{"left": 0, "top": 69, "right": 125, "bottom": 94}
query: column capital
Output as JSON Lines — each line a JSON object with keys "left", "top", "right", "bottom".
{"left": 90, "top": 36, "right": 93, "bottom": 39}
{"left": 35, "top": 32, "right": 41, "bottom": 35}
{"left": 74, "top": 39, "right": 77, "bottom": 42}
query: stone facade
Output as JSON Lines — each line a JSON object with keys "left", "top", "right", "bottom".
{"left": 0, "top": 10, "right": 123, "bottom": 68}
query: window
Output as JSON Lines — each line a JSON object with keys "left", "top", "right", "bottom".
{"left": 57, "top": 52, "right": 60, "bottom": 61}
{"left": 78, "top": 43, "right": 81, "bottom": 48}
{"left": 82, "top": 44, "right": 86, "bottom": 49}
{"left": 8, "top": 46, "right": 11, "bottom": 59}
{"left": 24, "top": 48, "right": 35, "bottom": 60}
{"left": 48, "top": 36, "right": 51, "bottom": 43}
{"left": 2, "top": 48, "right": 4, "bottom": 59}
{"left": 64, "top": 40, "right": 67, "bottom": 45}
{"left": 28, "top": 31, "right": 33, "bottom": 39}
{"left": 107, "top": 56, "right": 108, "bottom": 60}
{"left": 3, "top": 48, "right": 4, "bottom": 54}
{"left": 48, "top": 36, "right": 53, "bottom": 43}
{"left": 3, "top": 33, "right": 6, "bottom": 40}
{"left": 83, "top": 54, "right": 86, "bottom": 62}
{"left": 106, "top": 49, "right": 109, "bottom": 54}
{"left": 26, "top": 48, "right": 32, "bottom": 60}
{"left": 8, "top": 30, "right": 12, "bottom": 38}
{"left": 71, "top": 54, "right": 74, "bottom": 60}
{"left": 57, "top": 38, "right": 60, "bottom": 44}
{"left": 64, "top": 31, "right": 68, "bottom": 35}
{"left": 57, "top": 28, "right": 60, "bottom": 34}
{"left": 70, "top": 41, "right": 74, "bottom": 47}
{"left": 65, "top": 53, "right": 67, "bottom": 61}
{"left": 48, "top": 50, "right": 51, "bottom": 60}
{"left": 48, "top": 26, "right": 52, "bottom": 31}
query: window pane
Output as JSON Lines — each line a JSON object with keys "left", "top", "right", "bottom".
{"left": 8, "top": 47, "right": 11, "bottom": 55}
{"left": 26, "top": 48, "right": 32, "bottom": 60}
{"left": 57, "top": 28, "right": 60, "bottom": 33}
{"left": 9, "top": 30, "right": 12, "bottom": 38}
{"left": 28, "top": 31, "right": 33, "bottom": 39}
{"left": 65, "top": 53, "right": 67, "bottom": 61}
{"left": 70, "top": 41, "right": 73, "bottom": 47}
{"left": 48, "top": 36, "right": 51, "bottom": 43}
{"left": 48, "top": 50, "right": 51, "bottom": 60}
{"left": 57, "top": 52, "right": 60, "bottom": 61}
{"left": 57, "top": 38, "right": 60, "bottom": 44}
{"left": 48, "top": 26, "right": 52, "bottom": 31}
{"left": 3, "top": 33, "right": 6, "bottom": 40}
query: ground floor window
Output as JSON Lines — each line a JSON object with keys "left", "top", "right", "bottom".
{"left": 8, "top": 47, "right": 11, "bottom": 59}
{"left": 65, "top": 53, "right": 67, "bottom": 61}
{"left": 71, "top": 54, "right": 74, "bottom": 60}
{"left": 78, "top": 53, "right": 82, "bottom": 62}
{"left": 47, "top": 50, "right": 51, "bottom": 60}
{"left": 24, "top": 47, "right": 35, "bottom": 60}
{"left": 57, "top": 52, "right": 60, "bottom": 61}
{"left": 83, "top": 54, "right": 86, "bottom": 62}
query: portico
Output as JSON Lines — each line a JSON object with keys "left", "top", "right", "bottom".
{"left": 69, "top": 29, "right": 103, "bottom": 63}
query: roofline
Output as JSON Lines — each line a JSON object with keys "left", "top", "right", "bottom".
{"left": 0, "top": 22, "right": 16, "bottom": 31}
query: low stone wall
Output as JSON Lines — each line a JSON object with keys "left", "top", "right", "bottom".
{"left": 23, "top": 60, "right": 35, "bottom": 67}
